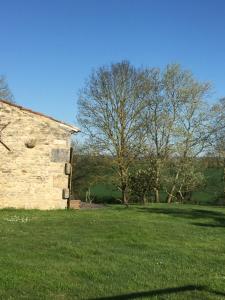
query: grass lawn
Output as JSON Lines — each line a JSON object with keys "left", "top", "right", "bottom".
{"left": 0, "top": 204, "right": 225, "bottom": 299}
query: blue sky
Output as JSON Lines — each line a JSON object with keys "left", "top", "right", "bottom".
{"left": 0, "top": 0, "right": 225, "bottom": 125}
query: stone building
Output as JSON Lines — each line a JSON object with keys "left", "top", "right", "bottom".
{"left": 0, "top": 99, "right": 79, "bottom": 209}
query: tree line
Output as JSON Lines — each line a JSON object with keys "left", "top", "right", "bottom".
{"left": 1, "top": 66, "right": 224, "bottom": 205}
{"left": 76, "top": 61, "right": 225, "bottom": 205}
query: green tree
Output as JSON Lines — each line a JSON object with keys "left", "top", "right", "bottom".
{"left": 71, "top": 142, "right": 112, "bottom": 202}
{"left": 164, "top": 159, "right": 205, "bottom": 203}
{"left": 128, "top": 158, "right": 157, "bottom": 204}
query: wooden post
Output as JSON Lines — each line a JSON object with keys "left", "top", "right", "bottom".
{"left": 67, "top": 147, "right": 73, "bottom": 210}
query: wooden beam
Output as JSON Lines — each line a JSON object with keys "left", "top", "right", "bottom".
{"left": 0, "top": 139, "right": 11, "bottom": 151}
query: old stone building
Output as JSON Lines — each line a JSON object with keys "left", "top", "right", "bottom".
{"left": 0, "top": 99, "right": 79, "bottom": 209}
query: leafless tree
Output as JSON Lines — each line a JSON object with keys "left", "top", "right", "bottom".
{"left": 77, "top": 61, "right": 149, "bottom": 205}
{"left": 211, "top": 98, "right": 225, "bottom": 199}
{"left": 0, "top": 76, "right": 14, "bottom": 103}
{"left": 144, "top": 64, "right": 211, "bottom": 202}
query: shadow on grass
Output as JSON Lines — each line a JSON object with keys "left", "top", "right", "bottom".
{"left": 137, "top": 207, "right": 225, "bottom": 228}
{"left": 192, "top": 220, "right": 225, "bottom": 228}
{"left": 88, "top": 285, "right": 225, "bottom": 300}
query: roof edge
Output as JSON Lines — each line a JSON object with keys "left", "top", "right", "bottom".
{"left": 0, "top": 99, "right": 80, "bottom": 133}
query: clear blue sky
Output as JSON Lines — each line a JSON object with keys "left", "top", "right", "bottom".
{"left": 0, "top": 0, "right": 225, "bottom": 125}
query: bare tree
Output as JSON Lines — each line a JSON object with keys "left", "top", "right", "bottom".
{"left": 144, "top": 64, "right": 211, "bottom": 202}
{"left": 166, "top": 81, "right": 211, "bottom": 203}
{"left": 211, "top": 98, "right": 225, "bottom": 200}
{"left": 0, "top": 76, "right": 14, "bottom": 102}
{"left": 77, "top": 61, "right": 149, "bottom": 205}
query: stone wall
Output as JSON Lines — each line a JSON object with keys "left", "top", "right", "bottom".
{"left": 0, "top": 101, "right": 73, "bottom": 209}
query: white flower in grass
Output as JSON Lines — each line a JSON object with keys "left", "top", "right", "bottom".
{"left": 4, "top": 215, "right": 29, "bottom": 223}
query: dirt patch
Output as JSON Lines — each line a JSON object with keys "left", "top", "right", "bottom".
{"left": 80, "top": 202, "right": 105, "bottom": 209}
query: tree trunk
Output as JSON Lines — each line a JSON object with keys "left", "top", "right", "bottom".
{"left": 167, "top": 170, "right": 180, "bottom": 203}
{"left": 167, "top": 184, "right": 176, "bottom": 203}
{"left": 155, "top": 160, "right": 160, "bottom": 203}
{"left": 85, "top": 187, "right": 92, "bottom": 203}
{"left": 143, "top": 193, "right": 147, "bottom": 205}
{"left": 122, "top": 187, "right": 128, "bottom": 207}
{"left": 155, "top": 188, "right": 160, "bottom": 203}
{"left": 119, "top": 165, "right": 129, "bottom": 207}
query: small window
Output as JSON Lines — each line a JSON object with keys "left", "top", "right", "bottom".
{"left": 51, "top": 149, "right": 69, "bottom": 162}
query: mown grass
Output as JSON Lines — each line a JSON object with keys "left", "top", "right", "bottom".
{"left": 0, "top": 204, "right": 225, "bottom": 299}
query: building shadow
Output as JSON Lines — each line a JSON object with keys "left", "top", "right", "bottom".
{"left": 88, "top": 285, "right": 225, "bottom": 300}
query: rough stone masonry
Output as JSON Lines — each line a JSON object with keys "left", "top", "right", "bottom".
{"left": 0, "top": 100, "right": 79, "bottom": 209}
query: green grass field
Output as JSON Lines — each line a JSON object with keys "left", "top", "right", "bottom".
{"left": 0, "top": 204, "right": 225, "bottom": 299}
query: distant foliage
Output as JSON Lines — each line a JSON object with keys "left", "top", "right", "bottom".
{"left": 163, "top": 159, "right": 206, "bottom": 203}
{"left": 128, "top": 167, "right": 156, "bottom": 203}
{"left": 71, "top": 142, "right": 113, "bottom": 202}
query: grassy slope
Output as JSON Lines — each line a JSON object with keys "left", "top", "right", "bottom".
{"left": 193, "top": 167, "right": 224, "bottom": 204}
{"left": 0, "top": 204, "right": 225, "bottom": 299}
